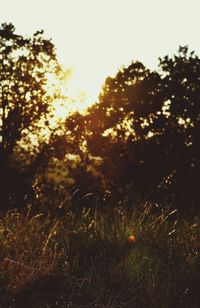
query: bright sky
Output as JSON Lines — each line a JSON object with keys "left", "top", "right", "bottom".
{"left": 2, "top": 0, "right": 200, "bottom": 111}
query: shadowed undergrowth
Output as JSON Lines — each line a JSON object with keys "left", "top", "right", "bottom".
{"left": 0, "top": 203, "right": 200, "bottom": 307}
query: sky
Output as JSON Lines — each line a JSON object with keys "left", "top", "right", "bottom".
{"left": 1, "top": 0, "right": 200, "bottom": 110}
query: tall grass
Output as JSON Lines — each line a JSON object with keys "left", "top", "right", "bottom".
{"left": 0, "top": 202, "right": 200, "bottom": 307}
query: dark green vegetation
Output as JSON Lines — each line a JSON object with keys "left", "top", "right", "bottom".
{"left": 1, "top": 23, "right": 200, "bottom": 307}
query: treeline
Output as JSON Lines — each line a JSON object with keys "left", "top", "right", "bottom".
{"left": 1, "top": 23, "right": 200, "bottom": 213}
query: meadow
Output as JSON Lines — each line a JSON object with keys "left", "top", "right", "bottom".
{"left": 0, "top": 201, "right": 200, "bottom": 308}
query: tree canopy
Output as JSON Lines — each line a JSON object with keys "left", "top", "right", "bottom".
{"left": 63, "top": 47, "right": 200, "bottom": 212}
{"left": 0, "top": 23, "right": 65, "bottom": 210}
{"left": 1, "top": 23, "right": 200, "bottom": 213}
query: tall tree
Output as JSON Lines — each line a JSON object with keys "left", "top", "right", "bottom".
{"left": 64, "top": 61, "right": 164, "bottom": 200}
{"left": 64, "top": 48, "right": 200, "bottom": 211}
{"left": 150, "top": 46, "right": 200, "bottom": 207}
{"left": 0, "top": 23, "right": 64, "bottom": 210}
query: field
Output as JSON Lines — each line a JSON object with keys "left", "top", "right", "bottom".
{"left": 0, "top": 202, "right": 200, "bottom": 307}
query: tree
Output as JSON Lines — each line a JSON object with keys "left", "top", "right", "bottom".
{"left": 149, "top": 46, "right": 200, "bottom": 207}
{"left": 0, "top": 23, "right": 64, "bottom": 210}
{"left": 63, "top": 48, "right": 200, "bottom": 212}
{"left": 63, "top": 61, "right": 164, "bottom": 201}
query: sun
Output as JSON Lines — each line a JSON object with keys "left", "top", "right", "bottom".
{"left": 47, "top": 67, "right": 101, "bottom": 127}
{"left": 64, "top": 68, "right": 101, "bottom": 112}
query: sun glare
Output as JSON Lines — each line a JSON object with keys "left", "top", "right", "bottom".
{"left": 48, "top": 68, "right": 101, "bottom": 126}
{"left": 65, "top": 68, "right": 101, "bottom": 111}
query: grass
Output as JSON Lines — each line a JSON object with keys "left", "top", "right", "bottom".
{"left": 0, "top": 202, "right": 200, "bottom": 307}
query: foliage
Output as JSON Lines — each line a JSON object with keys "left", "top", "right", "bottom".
{"left": 64, "top": 47, "right": 200, "bottom": 211}
{"left": 1, "top": 22, "right": 200, "bottom": 215}
{"left": 0, "top": 23, "right": 65, "bottom": 210}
